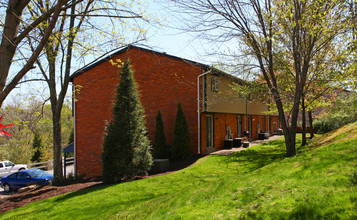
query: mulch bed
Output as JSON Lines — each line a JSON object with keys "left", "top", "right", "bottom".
{"left": 0, "top": 155, "right": 205, "bottom": 214}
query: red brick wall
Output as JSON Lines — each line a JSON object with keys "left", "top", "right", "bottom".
{"left": 199, "top": 113, "right": 280, "bottom": 153}
{"left": 200, "top": 113, "right": 239, "bottom": 152}
{"left": 73, "top": 47, "right": 202, "bottom": 178}
{"left": 213, "top": 113, "right": 225, "bottom": 150}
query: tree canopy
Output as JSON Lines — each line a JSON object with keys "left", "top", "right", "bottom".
{"left": 102, "top": 59, "right": 152, "bottom": 183}
{"left": 168, "top": 0, "right": 351, "bottom": 156}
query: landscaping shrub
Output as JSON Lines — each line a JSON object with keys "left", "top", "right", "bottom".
{"left": 31, "top": 130, "right": 43, "bottom": 163}
{"left": 314, "top": 92, "right": 357, "bottom": 133}
{"left": 153, "top": 110, "right": 169, "bottom": 159}
{"left": 102, "top": 59, "right": 152, "bottom": 184}
{"left": 171, "top": 103, "right": 190, "bottom": 160}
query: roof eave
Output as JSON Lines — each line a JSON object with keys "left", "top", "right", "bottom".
{"left": 70, "top": 44, "right": 210, "bottom": 82}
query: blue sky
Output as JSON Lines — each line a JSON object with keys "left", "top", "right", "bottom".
{"left": 140, "top": 0, "right": 225, "bottom": 65}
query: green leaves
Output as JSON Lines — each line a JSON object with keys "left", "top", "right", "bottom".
{"left": 153, "top": 110, "right": 169, "bottom": 159}
{"left": 102, "top": 59, "right": 152, "bottom": 183}
{"left": 171, "top": 103, "right": 190, "bottom": 160}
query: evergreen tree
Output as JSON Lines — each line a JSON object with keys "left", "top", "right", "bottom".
{"left": 153, "top": 110, "right": 169, "bottom": 159}
{"left": 171, "top": 103, "right": 190, "bottom": 160}
{"left": 31, "top": 131, "right": 43, "bottom": 162}
{"left": 102, "top": 59, "right": 152, "bottom": 183}
{"left": 68, "top": 129, "right": 74, "bottom": 145}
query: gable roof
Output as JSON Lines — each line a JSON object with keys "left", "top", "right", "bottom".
{"left": 69, "top": 44, "right": 247, "bottom": 85}
{"left": 70, "top": 45, "right": 211, "bottom": 81}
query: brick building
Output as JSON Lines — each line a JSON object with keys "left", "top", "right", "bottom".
{"left": 70, "top": 45, "right": 280, "bottom": 178}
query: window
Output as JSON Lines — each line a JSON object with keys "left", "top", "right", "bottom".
{"left": 273, "top": 122, "right": 278, "bottom": 133}
{"left": 237, "top": 115, "right": 242, "bottom": 137}
{"left": 4, "top": 161, "right": 14, "bottom": 167}
{"left": 0, "top": 163, "right": 3, "bottom": 168}
{"left": 211, "top": 75, "right": 219, "bottom": 92}
{"left": 8, "top": 173, "right": 17, "bottom": 179}
{"left": 17, "top": 172, "right": 29, "bottom": 180}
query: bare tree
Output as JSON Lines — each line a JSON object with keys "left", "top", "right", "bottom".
{"left": 26, "top": 0, "right": 151, "bottom": 183}
{"left": 0, "top": 0, "right": 87, "bottom": 106}
{"left": 168, "top": 0, "right": 347, "bottom": 156}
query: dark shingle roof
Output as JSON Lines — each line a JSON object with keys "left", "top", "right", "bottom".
{"left": 70, "top": 44, "right": 210, "bottom": 81}
{"left": 69, "top": 44, "right": 246, "bottom": 85}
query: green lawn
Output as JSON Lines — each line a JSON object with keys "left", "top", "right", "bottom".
{"left": 2, "top": 122, "right": 357, "bottom": 219}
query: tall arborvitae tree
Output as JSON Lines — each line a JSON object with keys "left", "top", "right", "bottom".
{"left": 31, "top": 131, "right": 43, "bottom": 163}
{"left": 102, "top": 59, "right": 152, "bottom": 184}
{"left": 171, "top": 103, "right": 190, "bottom": 160}
{"left": 153, "top": 110, "right": 169, "bottom": 159}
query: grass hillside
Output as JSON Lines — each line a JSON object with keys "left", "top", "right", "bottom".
{"left": 2, "top": 122, "right": 357, "bottom": 219}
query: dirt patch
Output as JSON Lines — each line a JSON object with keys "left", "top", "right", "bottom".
{"left": 0, "top": 155, "right": 205, "bottom": 214}
{"left": 0, "top": 181, "right": 102, "bottom": 214}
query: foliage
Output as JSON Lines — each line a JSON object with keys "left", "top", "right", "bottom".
{"left": 166, "top": 0, "right": 350, "bottom": 157}
{"left": 153, "top": 110, "right": 169, "bottom": 159}
{"left": 0, "top": 95, "right": 73, "bottom": 163}
{"left": 2, "top": 128, "right": 34, "bottom": 164}
{"left": 64, "top": 172, "right": 85, "bottom": 185}
{"left": 31, "top": 130, "right": 43, "bottom": 163}
{"left": 102, "top": 59, "right": 152, "bottom": 184}
{"left": 313, "top": 92, "right": 357, "bottom": 133}
{"left": 2, "top": 123, "right": 357, "bottom": 219}
{"left": 171, "top": 103, "right": 190, "bottom": 160}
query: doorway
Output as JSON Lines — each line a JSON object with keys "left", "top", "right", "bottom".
{"left": 206, "top": 115, "right": 214, "bottom": 148}
{"left": 248, "top": 116, "right": 252, "bottom": 140}
{"left": 237, "top": 115, "right": 242, "bottom": 137}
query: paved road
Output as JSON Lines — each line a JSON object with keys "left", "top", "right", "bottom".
{"left": 46, "top": 165, "right": 75, "bottom": 176}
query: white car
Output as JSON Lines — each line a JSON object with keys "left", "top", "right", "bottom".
{"left": 0, "top": 161, "right": 27, "bottom": 177}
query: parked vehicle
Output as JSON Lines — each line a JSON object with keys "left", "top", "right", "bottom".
{"left": 0, "top": 169, "right": 53, "bottom": 192}
{"left": 0, "top": 161, "right": 27, "bottom": 176}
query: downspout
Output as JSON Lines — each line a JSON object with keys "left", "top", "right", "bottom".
{"left": 72, "top": 83, "right": 77, "bottom": 177}
{"left": 197, "top": 69, "right": 211, "bottom": 154}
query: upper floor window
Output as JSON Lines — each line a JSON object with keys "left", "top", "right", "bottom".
{"left": 211, "top": 75, "right": 219, "bottom": 92}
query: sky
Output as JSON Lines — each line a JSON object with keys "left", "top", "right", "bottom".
{"left": 134, "top": 0, "right": 227, "bottom": 65}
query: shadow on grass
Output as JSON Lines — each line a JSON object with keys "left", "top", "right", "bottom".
{"left": 217, "top": 139, "right": 287, "bottom": 173}
{"left": 53, "top": 182, "right": 108, "bottom": 202}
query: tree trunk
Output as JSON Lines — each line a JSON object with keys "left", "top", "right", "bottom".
{"left": 284, "top": 117, "right": 297, "bottom": 157}
{"left": 301, "top": 94, "right": 307, "bottom": 146}
{"left": 309, "top": 111, "right": 314, "bottom": 139}
{"left": 50, "top": 3, "right": 76, "bottom": 184}
{"left": 284, "top": 128, "right": 296, "bottom": 157}
{"left": 273, "top": 90, "right": 297, "bottom": 157}
{"left": 52, "top": 108, "right": 63, "bottom": 184}
{"left": 286, "top": 89, "right": 302, "bottom": 157}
